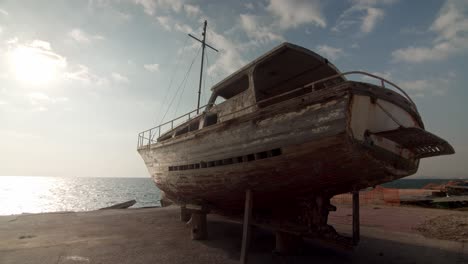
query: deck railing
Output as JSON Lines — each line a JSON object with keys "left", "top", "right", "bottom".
{"left": 137, "top": 105, "right": 207, "bottom": 148}
{"left": 137, "top": 71, "right": 417, "bottom": 149}
{"left": 310, "top": 71, "right": 417, "bottom": 109}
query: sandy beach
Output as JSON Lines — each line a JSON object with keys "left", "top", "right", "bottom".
{"left": 0, "top": 205, "right": 466, "bottom": 264}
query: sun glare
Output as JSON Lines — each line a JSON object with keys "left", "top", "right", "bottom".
{"left": 8, "top": 44, "right": 66, "bottom": 85}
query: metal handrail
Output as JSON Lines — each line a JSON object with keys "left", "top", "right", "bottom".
{"left": 215, "top": 71, "right": 418, "bottom": 120}
{"left": 138, "top": 104, "right": 207, "bottom": 148}
{"left": 137, "top": 71, "right": 418, "bottom": 148}
{"left": 309, "top": 71, "right": 417, "bottom": 110}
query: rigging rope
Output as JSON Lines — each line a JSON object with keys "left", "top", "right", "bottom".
{"left": 156, "top": 23, "right": 206, "bottom": 125}
{"left": 159, "top": 45, "right": 202, "bottom": 125}
{"left": 173, "top": 53, "right": 196, "bottom": 119}
{"left": 155, "top": 35, "right": 190, "bottom": 124}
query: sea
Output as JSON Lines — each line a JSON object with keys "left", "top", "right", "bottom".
{"left": 0, "top": 176, "right": 464, "bottom": 216}
{"left": 0, "top": 176, "right": 161, "bottom": 216}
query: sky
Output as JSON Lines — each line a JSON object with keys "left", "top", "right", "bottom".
{"left": 0, "top": 0, "right": 467, "bottom": 179}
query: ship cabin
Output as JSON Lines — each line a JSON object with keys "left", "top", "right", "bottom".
{"left": 139, "top": 43, "right": 345, "bottom": 146}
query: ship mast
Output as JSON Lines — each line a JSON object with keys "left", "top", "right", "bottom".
{"left": 188, "top": 20, "right": 218, "bottom": 114}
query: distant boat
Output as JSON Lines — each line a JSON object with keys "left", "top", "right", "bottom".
{"left": 137, "top": 41, "right": 454, "bottom": 243}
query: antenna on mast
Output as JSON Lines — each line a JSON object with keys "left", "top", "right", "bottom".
{"left": 188, "top": 20, "right": 218, "bottom": 114}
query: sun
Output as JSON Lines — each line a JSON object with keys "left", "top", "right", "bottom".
{"left": 8, "top": 44, "right": 66, "bottom": 85}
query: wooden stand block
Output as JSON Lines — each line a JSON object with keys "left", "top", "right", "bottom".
{"left": 180, "top": 206, "right": 191, "bottom": 222}
{"left": 191, "top": 211, "right": 207, "bottom": 240}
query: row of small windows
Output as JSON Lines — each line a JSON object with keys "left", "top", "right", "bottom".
{"left": 168, "top": 148, "right": 282, "bottom": 171}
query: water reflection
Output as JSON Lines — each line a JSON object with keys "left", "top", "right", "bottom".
{"left": 0, "top": 176, "right": 160, "bottom": 215}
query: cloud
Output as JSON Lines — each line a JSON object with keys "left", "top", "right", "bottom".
{"left": 244, "top": 3, "right": 254, "bottom": 10}
{"left": 333, "top": 0, "right": 395, "bottom": 34}
{"left": 6, "top": 37, "right": 18, "bottom": 44}
{"left": 240, "top": 14, "right": 284, "bottom": 45}
{"left": 356, "top": 69, "right": 451, "bottom": 97}
{"left": 116, "top": 11, "right": 132, "bottom": 21}
{"left": 316, "top": 45, "right": 344, "bottom": 60}
{"left": 174, "top": 23, "right": 193, "bottom": 34}
{"left": 156, "top": 16, "right": 172, "bottom": 31}
{"left": 399, "top": 79, "right": 428, "bottom": 92}
{"left": 206, "top": 29, "right": 246, "bottom": 78}
{"left": 267, "top": 0, "right": 326, "bottom": 29}
{"left": 27, "top": 92, "right": 69, "bottom": 111}
{"left": 392, "top": 0, "right": 468, "bottom": 63}
{"left": 133, "top": 0, "right": 201, "bottom": 17}
{"left": 399, "top": 77, "right": 451, "bottom": 97}
{"left": 352, "top": 0, "right": 397, "bottom": 5}
{"left": 360, "top": 71, "right": 392, "bottom": 81}
{"left": 156, "top": 16, "right": 193, "bottom": 33}
{"left": 0, "top": 9, "right": 8, "bottom": 16}
{"left": 133, "top": 0, "right": 157, "bottom": 15}
{"left": 69, "top": 28, "right": 105, "bottom": 44}
{"left": 111, "top": 72, "right": 129, "bottom": 83}
{"left": 65, "top": 64, "right": 109, "bottom": 86}
{"left": 144, "top": 63, "right": 160, "bottom": 72}
{"left": 361, "top": 7, "right": 384, "bottom": 33}
{"left": 399, "top": 26, "right": 426, "bottom": 35}
{"left": 183, "top": 4, "right": 201, "bottom": 17}
{"left": 358, "top": 71, "right": 451, "bottom": 97}
{"left": 28, "top": 92, "right": 68, "bottom": 105}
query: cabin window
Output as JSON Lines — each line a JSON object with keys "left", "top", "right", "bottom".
{"left": 167, "top": 148, "right": 283, "bottom": 171}
{"left": 215, "top": 75, "right": 249, "bottom": 100}
{"left": 214, "top": 96, "right": 226, "bottom": 105}
{"left": 255, "top": 151, "right": 268, "bottom": 160}
{"left": 204, "top": 113, "right": 218, "bottom": 126}
{"left": 271, "top": 148, "right": 282, "bottom": 156}
{"left": 173, "top": 119, "right": 200, "bottom": 137}
{"left": 208, "top": 75, "right": 249, "bottom": 109}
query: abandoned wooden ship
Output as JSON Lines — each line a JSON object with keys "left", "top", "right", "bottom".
{"left": 137, "top": 38, "right": 454, "bottom": 245}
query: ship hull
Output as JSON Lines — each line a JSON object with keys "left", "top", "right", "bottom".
{"left": 139, "top": 82, "right": 429, "bottom": 214}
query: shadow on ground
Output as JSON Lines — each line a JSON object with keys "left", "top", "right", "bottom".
{"left": 202, "top": 218, "right": 467, "bottom": 264}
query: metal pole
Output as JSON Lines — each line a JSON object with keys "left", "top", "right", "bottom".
{"left": 196, "top": 20, "right": 207, "bottom": 114}
{"left": 240, "top": 189, "right": 253, "bottom": 264}
{"left": 352, "top": 190, "right": 360, "bottom": 245}
{"left": 148, "top": 130, "right": 151, "bottom": 147}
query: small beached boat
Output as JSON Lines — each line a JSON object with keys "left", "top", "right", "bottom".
{"left": 137, "top": 41, "right": 454, "bottom": 244}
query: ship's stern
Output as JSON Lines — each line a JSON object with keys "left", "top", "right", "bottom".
{"left": 347, "top": 83, "right": 454, "bottom": 185}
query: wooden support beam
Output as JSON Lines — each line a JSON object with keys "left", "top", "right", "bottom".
{"left": 191, "top": 211, "right": 207, "bottom": 240}
{"left": 240, "top": 190, "right": 253, "bottom": 264}
{"left": 352, "top": 190, "right": 360, "bottom": 245}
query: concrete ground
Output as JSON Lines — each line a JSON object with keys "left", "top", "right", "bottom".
{"left": 0, "top": 206, "right": 467, "bottom": 264}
